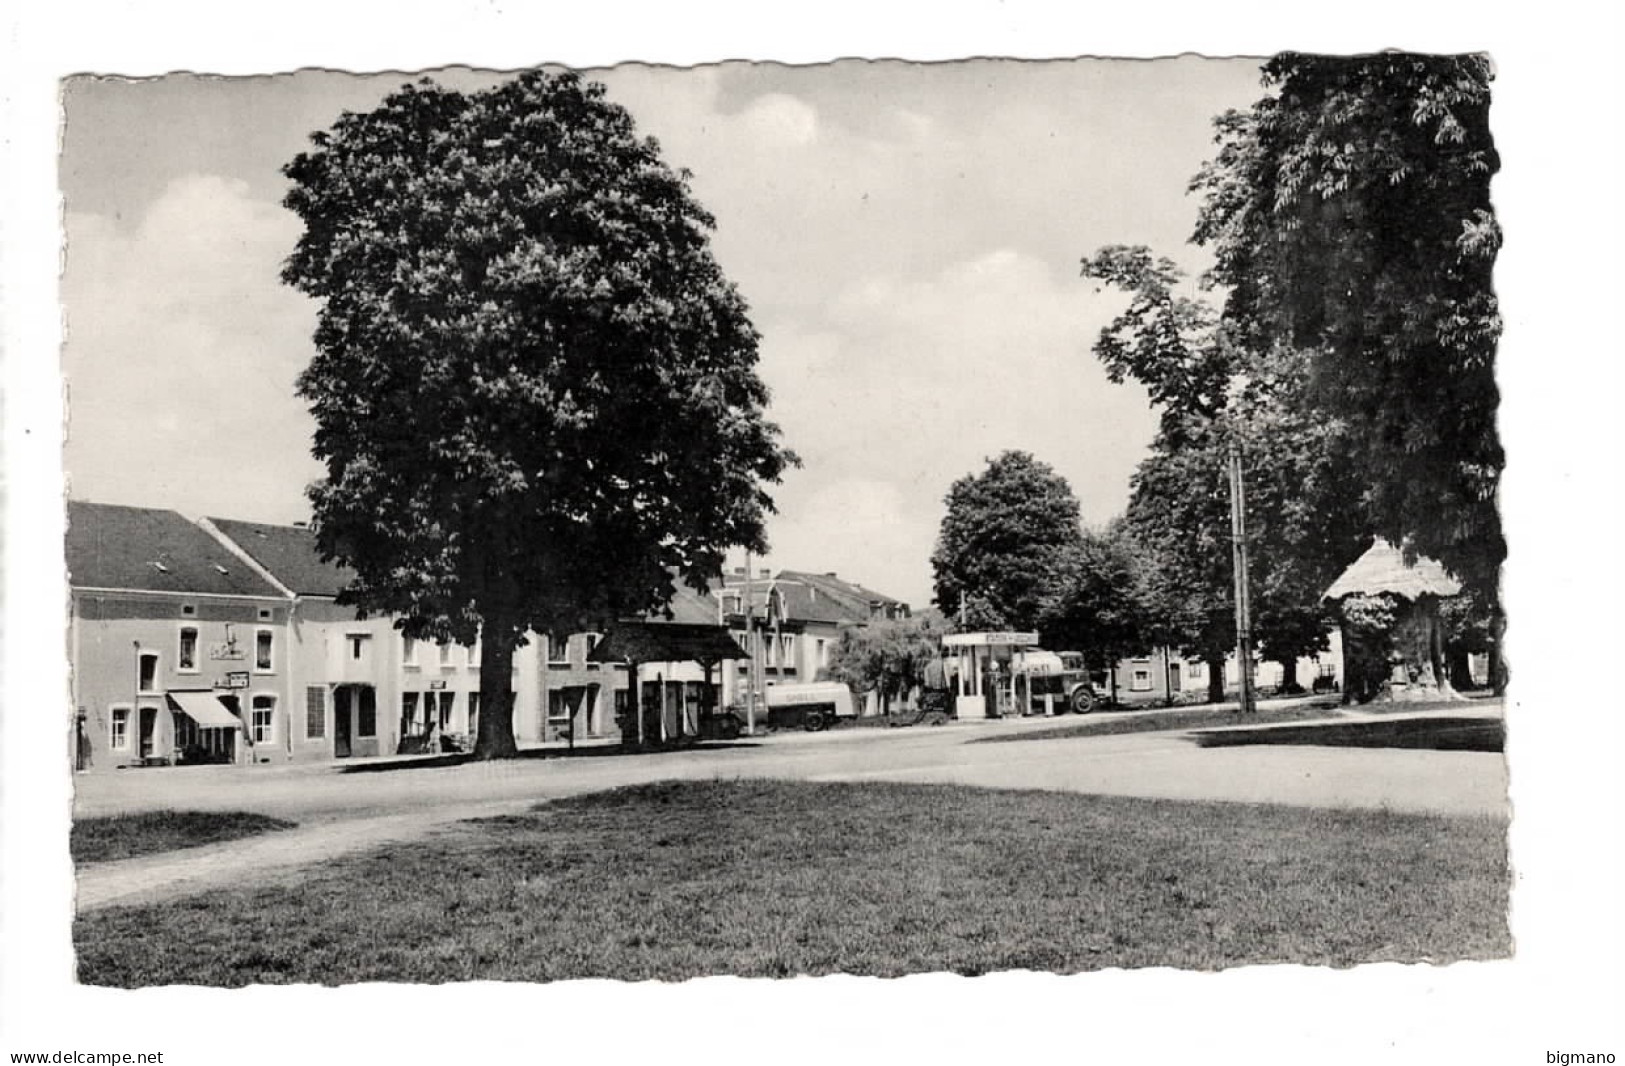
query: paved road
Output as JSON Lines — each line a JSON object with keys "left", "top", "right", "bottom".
{"left": 73, "top": 706, "right": 1508, "bottom": 912}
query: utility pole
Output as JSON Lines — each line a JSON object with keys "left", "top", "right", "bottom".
{"left": 1227, "top": 436, "right": 1256, "bottom": 714}
{"left": 743, "top": 552, "right": 758, "bottom": 736}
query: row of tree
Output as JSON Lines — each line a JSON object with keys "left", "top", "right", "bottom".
{"left": 925, "top": 55, "right": 1504, "bottom": 703}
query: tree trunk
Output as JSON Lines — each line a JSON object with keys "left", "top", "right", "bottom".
{"left": 1206, "top": 652, "right": 1225, "bottom": 705}
{"left": 1278, "top": 657, "right": 1299, "bottom": 694}
{"left": 473, "top": 618, "right": 520, "bottom": 760}
{"left": 1489, "top": 609, "right": 1508, "bottom": 696}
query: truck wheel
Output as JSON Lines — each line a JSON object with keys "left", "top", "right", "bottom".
{"left": 804, "top": 709, "right": 828, "bottom": 732}
{"left": 1069, "top": 688, "right": 1095, "bottom": 714}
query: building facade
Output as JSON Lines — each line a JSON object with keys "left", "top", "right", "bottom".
{"left": 69, "top": 502, "right": 293, "bottom": 771}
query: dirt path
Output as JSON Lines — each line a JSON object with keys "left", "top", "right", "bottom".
{"left": 74, "top": 798, "right": 538, "bottom": 912}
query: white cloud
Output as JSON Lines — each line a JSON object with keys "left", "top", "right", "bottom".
{"left": 62, "top": 174, "right": 323, "bottom": 522}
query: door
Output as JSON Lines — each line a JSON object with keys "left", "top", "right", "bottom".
{"left": 333, "top": 686, "right": 353, "bottom": 758}
{"left": 138, "top": 707, "right": 157, "bottom": 759}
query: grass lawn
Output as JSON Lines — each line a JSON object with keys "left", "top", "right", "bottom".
{"left": 75, "top": 780, "right": 1509, "bottom": 987}
{"left": 971, "top": 702, "right": 1343, "bottom": 745}
{"left": 72, "top": 810, "right": 298, "bottom": 865}
{"left": 1192, "top": 716, "right": 1504, "bottom": 752}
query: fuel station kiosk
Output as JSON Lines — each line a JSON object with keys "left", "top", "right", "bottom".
{"left": 940, "top": 631, "right": 1044, "bottom": 720}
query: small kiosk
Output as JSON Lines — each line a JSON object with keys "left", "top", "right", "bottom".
{"left": 940, "top": 631, "right": 1043, "bottom": 721}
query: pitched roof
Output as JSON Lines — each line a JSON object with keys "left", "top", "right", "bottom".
{"left": 1322, "top": 539, "right": 1463, "bottom": 602}
{"left": 67, "top": 501, "right": 285, "bottom": 599}
{"left": 772, "top": 570, "right": 908, "bottom": 624}
{"left": 207, "top": 517, "right": 354, "bottom": 598}
{"left": 644, "top": 580, "right": 722, "bottom": 625}
{"left": 588, "top": 621, "right": 742, "bottom": 664}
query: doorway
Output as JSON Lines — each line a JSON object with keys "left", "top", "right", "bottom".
{"left": 334, "top": 686, "right": 353, "bottom": 758}
{"left": 138, "top": 706, "right": 157, "bottom": 760}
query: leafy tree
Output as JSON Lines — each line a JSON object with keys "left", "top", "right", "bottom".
{"left": 1191, "top": 53, "right": 1502, "bottom": 597}
{"left": 1081, "top": 252, "right": 1369, "bottom": 700}
{"left": 930, "top": 451, "right": 1085, "bottom": 633}
{"left": 282, "top": 72, "right": 795, "bottom": 759}
{"left": 1037, "top": 521, "right": 1148, "bottom": 679}
{"left": 825, "top": 615, "right": 945, "bottom": 714}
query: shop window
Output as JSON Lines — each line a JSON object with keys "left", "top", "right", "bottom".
{"left": 439, "top": 692, "right": 455, "bottom": 731}
{"left": 305, "top": 687, "right": 327, "bottom": 739}
{"left": 251, "top": 695, "right": 275, "bottom": 745}
{"left": 254, "top": 629, "right": 274, "bottom": 672}
{"left": 357, "top": 697, "right": 377, "bottom": 738}
{"left": 137, "top": 652, "right": 159, "bottom": 693}
{"left": 177, "top": 627, "right": 199, "bottom": 672}
{"left": 110, "top": 707, "right": 131, "bottom": 750}
{"left": 401, "top": 692, "right": 420, "bottom": 733}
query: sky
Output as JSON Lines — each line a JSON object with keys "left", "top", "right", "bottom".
{"left": 59, "top": 58, "right": 1265, "bottom": 610}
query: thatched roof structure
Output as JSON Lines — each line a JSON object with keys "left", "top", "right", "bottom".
{"left": 1322, "top": 539, "right": 1462, "bottom": 602}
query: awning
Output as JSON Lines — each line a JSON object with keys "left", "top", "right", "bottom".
{"left": 167, "top": 691, "right": 243, "bottom": 730}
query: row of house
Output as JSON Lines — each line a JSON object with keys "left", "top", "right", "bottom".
{"left": 67, "top": 500, "right": 914, "bottom": 772}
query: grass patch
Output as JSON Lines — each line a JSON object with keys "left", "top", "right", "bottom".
{"left": 72, "top": 810, "right": 297, "bottom": 865}
{"left": 1192, "top": 716, "right": 1503, "bottom": 752}
{"left": 972, "top": 703, "right": 1343, "bottom": 744}
{"left": 75, "top": 780, "right": 1509, "bottom": 986}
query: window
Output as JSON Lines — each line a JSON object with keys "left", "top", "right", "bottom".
{"left": 110, "top": 707, "right": 131, "bottom": 750}
{"left": 177, "top": 627, "right": 199, "bottom": 672}
{"left": 816, "top": 639, "right": 828, "bottom": 668}
{"left": 466, "top": 692, "right": 480, "bottom": 734}
{"left": 305, "top": 686, "right": 327, "bottom": 739}
{"left": 254, "top": 629, "right": 274, "bottom": 672}
{"left": 438, "top": 641, "right": 453, "bottom": 667}
{"left": 401, "top": 692, "right": 420, "bottom": 733}
{"left": 548, "top": 633, "right": 570, "bottom": 666}
{"left": 584, "top": 633, "right": 601, "bottom": 668}
{"left": 402, "top": 636, "right": 418, "bottom": 667}
{"left": 251, "top": 695, "right": 275, "bottom": 744}
{"left": 439, "top": 692, "right": 455, "bottom": 731}
{"left": 137, "top": 652, "right": 159, "bottom": 693}
{"left": 180, "top": 603, "right": 197, "bottom": 617}
{"left": 1130, "top": 670, "right": 1152, "bottom": 692}
{"left": 257, "top": 607, "right": 272, "bottom": 621}
{"left": 1187, "top": 661, "right": 1205, "bottom": 680}
{"left": 348, "top": 633, "right": 370, "bottom": 660}
{"left": 357, "top": 696, "right": 377, "bottom": 738}
{"left": 778, "top": 634, "right": 795, "bottom": 668}
{"left": 465, "top": 639, "right": 481, "bottom": 668}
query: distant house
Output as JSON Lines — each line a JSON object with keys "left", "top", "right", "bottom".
{"left": 68, "top": 501, "right": 290, "bottom": 771}
{"left": 715, "top": 567, "right": 910, "bottom": 713}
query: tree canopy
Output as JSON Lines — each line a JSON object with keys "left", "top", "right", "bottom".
{"left": 1191, "top": 53, "right": 1501, "bottom": 595}
{"left": 824, "top": 615, "right": 945, "bottom": 713}
{"left": 282, "top": 71, "right": 795, "bottom": 758}
{"left": 930, "top": 451, "right": 1085, "bottom": 632}
{"left": 1036, "top": 521, "right": 1148, "bottom": 673}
